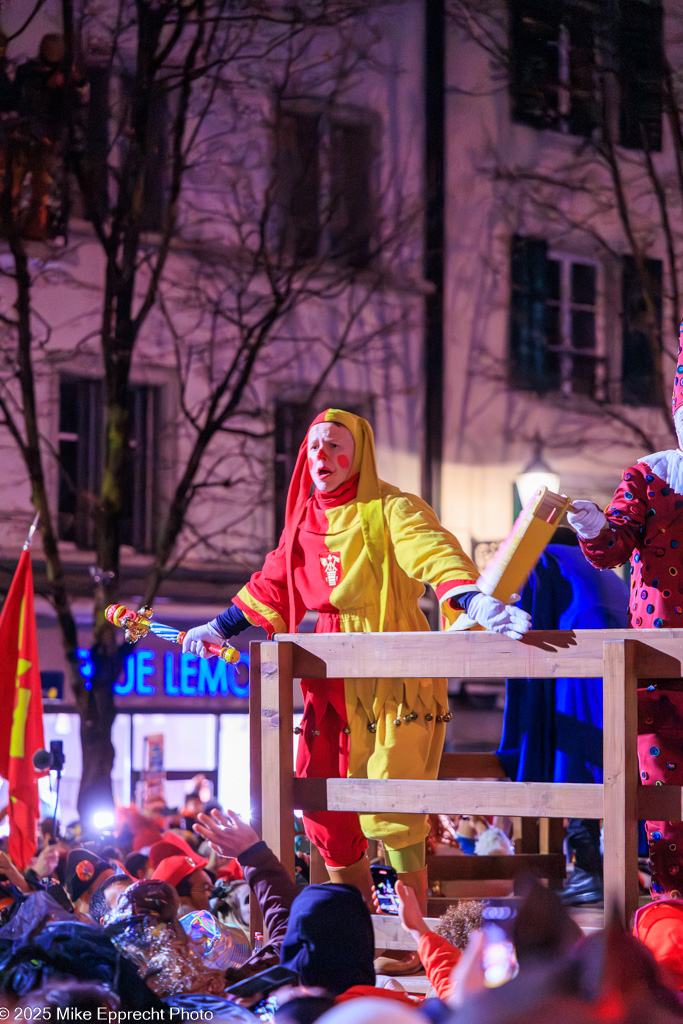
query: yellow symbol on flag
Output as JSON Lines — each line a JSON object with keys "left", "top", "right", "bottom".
{"left": 10, "top": 597, "right": 32, "bottom": 758}
{"left": 10, "top": 680, "right": 32, "bottom": 759}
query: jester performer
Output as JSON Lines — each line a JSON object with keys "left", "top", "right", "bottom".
{"left": 568, "top": 326, "right": 683, "bottom": 899}
{"left": 183, "top": 410, "right": 530, "bottom": 913}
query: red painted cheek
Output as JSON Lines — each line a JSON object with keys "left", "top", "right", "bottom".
{"left": 337, "top": 454, "right": 350, "bottom": 470}
{"left": 307, "top": 455, "right": 314, "bottom": 470}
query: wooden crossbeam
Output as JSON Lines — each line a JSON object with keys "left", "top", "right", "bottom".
{"left": 325, "top": 778, "right": 604, "bottom": 818}
{"left": 427, "top": 853, "right": 565, "bottom": 881}
{"left": 275, "top": 629, "right": 683, "bottom": 680}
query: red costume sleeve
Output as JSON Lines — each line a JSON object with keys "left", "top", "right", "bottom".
{"left": 417, "top": 931, "right": 462, "bottom": 1000}
{"left": 233, "top": 534, "right": 307, "bottom": 638}
{"left": 579, "top": 464, "right": 648, "bottom": 570}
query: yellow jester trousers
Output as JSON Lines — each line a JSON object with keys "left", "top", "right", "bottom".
{"left": 233, "top": 411, "right": 479, "bottom": 871}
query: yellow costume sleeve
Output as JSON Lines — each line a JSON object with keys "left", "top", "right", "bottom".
{"left": 383, "top": 487, "right": 479, "bottom": 627}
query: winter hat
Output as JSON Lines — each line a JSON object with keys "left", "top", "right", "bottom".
{"left": 633, "top": 898, "right": 683, "bottom": 989}
{"left": 279, "top": 883, "right": 375, "bottom": 995}
{"left": 149, "top": 833, "right": 207, "bottom": 872}
{"left": 124, "top": 852, "right": 149, "bottom": 879}
{"left": 672, "top": 320, "right": 683, "bottom": 417}
{"left": 65, "top": 850, "right": 112, "bottom": 902}
{"left": 151, "top": 855, "right": 199, "bottom": 889}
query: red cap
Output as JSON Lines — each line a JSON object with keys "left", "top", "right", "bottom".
{"left": 149, "top": 832, "right": 208, "bottom": 871}
{"left": 132, "top": 826, "right": 163, "bottom": 852}
{"left": 633, "top": 898, "right": 683, "bottom": 989}
{"left": 151, "top": 854, "right": 201, "bottom": 889}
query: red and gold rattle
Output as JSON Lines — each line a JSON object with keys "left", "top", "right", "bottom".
{"left": 105, "top": 604, "right": 240, "bottom": 664}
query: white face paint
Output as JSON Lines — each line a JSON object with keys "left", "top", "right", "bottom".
{"left": 237, "top": 883, "right": 251, "bottom": 926}
{"left": 675, "top": 406, "right": 683, "bottom": 450}
{"left": 307, "top": 422, "right": 356, "bottom": 493}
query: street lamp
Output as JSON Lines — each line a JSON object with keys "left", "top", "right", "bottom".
{"left": 516, "top": 439, "right": 560, "bottom": 508}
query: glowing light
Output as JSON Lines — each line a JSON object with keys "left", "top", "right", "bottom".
{"left": 92, "top": 809, "right": 115, "bottom": 831}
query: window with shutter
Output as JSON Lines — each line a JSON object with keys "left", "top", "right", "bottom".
{"left": 509, "top": 0, "right": 597, "bottom": 137}
{"left": 621, "top": 255, "right": 663, "bottom": 406}
{"left": 274, "top": 109, "right": 321, "bottom": 262}
{"left": 618, "top": 0, "right": 663, "bottom": 151}
{"left": 509, "top": 0, "right": 662, "bottom": 150}
{"left": 510, "top": 235, "right": 552, "bottom": 391}
{"left": 273, "top": 104, "right": 375, "bottom": 267}
{"left": 510, "top": 236, "right": 604, "bottom": 399}
{"left": 329, "top": 119, "right": 373, "bottom": 268}
{"left": 58, "top": 377, "right": 158, "bottom": 551}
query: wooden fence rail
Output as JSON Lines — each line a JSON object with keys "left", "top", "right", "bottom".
{"left": 249, "top": 628, "right": 683, "bottom": 926}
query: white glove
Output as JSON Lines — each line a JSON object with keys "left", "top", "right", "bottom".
{"left": 466, "top": 592, "right": 531, "bottom": 640}
{"left": 182, "top": 621, "right": 224, "bottom": 658}
{"left": 566, "top": 499, "right": 607, "bottom": 540}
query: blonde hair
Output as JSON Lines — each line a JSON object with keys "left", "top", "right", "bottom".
{"left": 433, "top": 900, "right": 483, "bottom": 950}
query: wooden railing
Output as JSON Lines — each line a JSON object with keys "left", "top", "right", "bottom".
{"left": 249, "top": 628, "right": 683, "bottom": 925}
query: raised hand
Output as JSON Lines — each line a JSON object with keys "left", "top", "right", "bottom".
{"left": 193, "top": 808, "right": 260, "bottom": 857}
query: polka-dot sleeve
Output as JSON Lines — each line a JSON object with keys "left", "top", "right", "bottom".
{"left": 579, "top": 463, "right": 646, "bottom": 569}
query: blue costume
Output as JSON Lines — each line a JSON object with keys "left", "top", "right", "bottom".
{"left": 496, "top": 541, "right": 628, "bottom": 901}
{"left": 497, "top": 543, "right": 628, "bottom": 785}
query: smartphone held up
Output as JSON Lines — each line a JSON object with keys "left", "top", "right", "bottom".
{"left": 481, "top": 900, "right": 518, "bottom": 987}
{"left": 370, "top": 863, "right": 400, "bottom": 915}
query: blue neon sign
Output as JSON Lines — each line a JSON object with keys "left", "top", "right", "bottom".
{"left": 76, "top": 648, "right": 94, "bottom": 691}
{"left": 102, "top": 649, "right": 249, "bottom": 699}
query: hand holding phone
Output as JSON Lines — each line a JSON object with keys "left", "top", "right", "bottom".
{"left": 481, "top": 900, "right": 518, "bottom": 988}
{"left": 370, "top": 864, "right": 399, "bottom": 915}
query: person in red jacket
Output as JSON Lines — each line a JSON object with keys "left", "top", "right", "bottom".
{"left": 567, "top": 323, "right": 683, "bottom": 898}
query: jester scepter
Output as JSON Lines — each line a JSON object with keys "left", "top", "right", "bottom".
{"left": 106, "top": 604, "right": 240, "bottom": 664}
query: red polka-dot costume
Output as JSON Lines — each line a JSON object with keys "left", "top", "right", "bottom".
{"left": 578, "top": 321, "right": 683, "bottom": 897}
{"left": 580, "top": 463, "right": 683, "bottom": 630}
{"left": 579, "top": 465, "right": 683, "bottom": 896}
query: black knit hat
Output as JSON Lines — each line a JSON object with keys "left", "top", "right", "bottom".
{"left": 65, "top": 849, "right": 111, "bottom": 902}
{"left": 279, "top": 883, "right": 375, "bottom": 995}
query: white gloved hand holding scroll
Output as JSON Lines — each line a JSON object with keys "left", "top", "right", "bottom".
{"left": 465, "top": 592, "right": 531, "bottom": 640}
{"left": 566, "top": 499, "right": 607, "bottom": 540}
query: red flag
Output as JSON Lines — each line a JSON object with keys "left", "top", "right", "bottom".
{"left": 0, "top": 547, "right": 45, "bottom": 869}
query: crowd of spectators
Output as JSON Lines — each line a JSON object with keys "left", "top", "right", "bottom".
{"left": 0, "top": 789, "right": 682, "bottom": 1023}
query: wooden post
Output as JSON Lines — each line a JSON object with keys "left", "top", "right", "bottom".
{"left": 248, "top": 642, "right": 263, "bottom": 939}
{"left": 519, "top": 817, "right": 540, "bottom": 854}
{"left": 249, "top": 642, "right": 263, "bottom": 834}
{"left": 260, "top": 641, "right": 296, "bottom": 879}
{"left": 539, "top": 817, "right": 565, "bottom": 855}
{"left": 602, "top": 639, "right": 640, "bottom": 924}
{"left": 309, "top": 844, "right": 328, "bottom": 884}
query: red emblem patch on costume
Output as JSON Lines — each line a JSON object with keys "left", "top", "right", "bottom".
{"left": 76, "top": 859, "right": 95, "bottom": 883}
{"left": 319, "top": 552, "right": 342, "bottom": 587}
